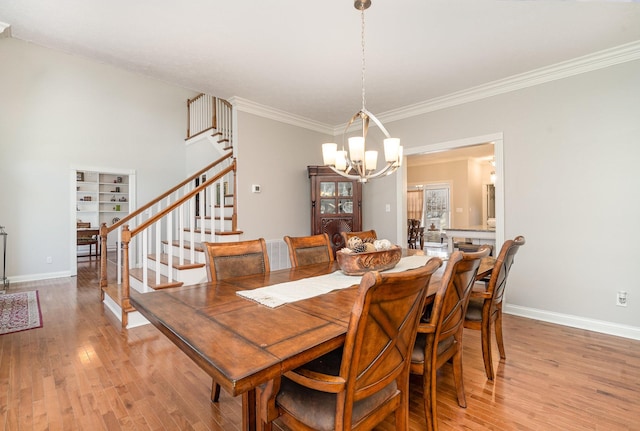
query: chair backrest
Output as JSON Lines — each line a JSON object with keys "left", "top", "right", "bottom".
{"left": 429, "top": 246, "right": 491, "bottom": 343}
{"left": 340, "top": 257, "right": 443, "bottom": 408}
{"left": 283, "top": 233, "right": 334, "bottom": 268}
{"left": 487, "top": 235, "right": 525, "bottom": 307}
{"left": 407, "top": 219, "right": 421, "bottom": 247}
{"left": 340, "top": 229, "right": 377, "bottom": 245}
{"left": 202, "top": 238, "right": 270, "bottom": 281}
{"left": 77, "top": 222, "right": 97, "bottom": 242}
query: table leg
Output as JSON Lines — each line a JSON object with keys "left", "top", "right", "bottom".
{"left": 447, "top": 236, "right": 454, "bottom": 253}
{"left": 242, "top": 389, "right": 257, "bottom": 431}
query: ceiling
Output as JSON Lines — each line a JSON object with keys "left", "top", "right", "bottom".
{"left": 1, "top": 1, "right": 639, "bottom": 128}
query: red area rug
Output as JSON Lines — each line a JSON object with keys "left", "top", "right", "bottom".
{"left": 0, "top": 291, "right": 43, "bottom": 335}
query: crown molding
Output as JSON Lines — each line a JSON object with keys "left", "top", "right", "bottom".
{"left": 231, "top": 40, "right": 640, "bottom": 135}
{"left": 0, "top": 21, "right": 11, "bottom": 38}
{"left": 229, "top": 96, "right": 334, "bottom": 135}
{"left": 377, "top": 40, "right": 640, "bottom": 125}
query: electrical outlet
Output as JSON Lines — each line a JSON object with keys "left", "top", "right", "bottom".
{"left": 616, "top": 291, "right": 628, "bottom": 307}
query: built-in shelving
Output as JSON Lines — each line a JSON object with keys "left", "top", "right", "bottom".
{"left": 76, "top": 170, "right": 130, "bottom": 230}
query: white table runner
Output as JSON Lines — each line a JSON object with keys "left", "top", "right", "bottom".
{"left": 237, "top": 255, "right": 435, "bottom": 308}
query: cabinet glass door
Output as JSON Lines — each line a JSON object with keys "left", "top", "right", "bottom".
{"left": 320, "top": 182, "right": 335, "bottom": 197}
{"left": 338, "top": 182, "right": 352, "bottom": 197}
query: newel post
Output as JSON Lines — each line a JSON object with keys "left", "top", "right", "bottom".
{"left": 99, "top": 223, "right": 108, "bottom": 289}
{"left": 121, "top": 225, "right": 132, "bottom": 328}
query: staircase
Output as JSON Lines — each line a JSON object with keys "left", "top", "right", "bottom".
{"left": 99, "top": 95, "right": 240, "bottom": 328}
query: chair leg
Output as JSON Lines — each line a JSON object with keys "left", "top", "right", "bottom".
{"left": 211, "top": 380, "right": 221, "bottom": 402}
{"left": 418, "top": 356, "right": 439, "bottom": 431}
{"left": 481, "top": 317, "right": 495, "bottom": 381}
{"left": 495, "top": 308, "right": 506, "bottom": 359}
{"left": 451, "top": 348, "right": 467, "bottom": 408}
{"left": 395, "top": 372, "right": 410, "bottom": 431}
{"left": 422, "top": 371, "right": 437, "bottom": 431}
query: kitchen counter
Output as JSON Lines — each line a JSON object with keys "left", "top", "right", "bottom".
{"left": 444, "top": 225, "right": 496, "bottom": 253}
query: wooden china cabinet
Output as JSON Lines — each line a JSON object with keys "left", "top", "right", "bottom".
{"left": 308, "top": 166, "right": 362, "bottom": 255}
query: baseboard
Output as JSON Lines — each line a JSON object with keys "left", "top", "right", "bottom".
{"left": 6, "top": 270, "right": 72, "bottom": 284}
{"left": 504, "top": 303, "right": 640, "bottom": 341}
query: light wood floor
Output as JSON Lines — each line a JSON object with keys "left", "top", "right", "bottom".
{"left": 1, "top": 257, "right": 639, "bottom": 430}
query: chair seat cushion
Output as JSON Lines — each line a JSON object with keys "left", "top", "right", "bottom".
{"left": 77, "top": 238, "right": 97, "bottom": 244}
{"left": 276, "top": 347, "right": 398, "bottom": 431}
{"left": 412, "top": 334, "right": 455, "bottom": 363}
{"left": 277, "top": 377, "right": 397, "bottom": 431}
{"left": 465, "top": 297, "right": 484, "bottom": 322}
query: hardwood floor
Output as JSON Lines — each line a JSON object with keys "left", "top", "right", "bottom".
{"left": 1, "top": 258, "right": 639, "bottom": 430}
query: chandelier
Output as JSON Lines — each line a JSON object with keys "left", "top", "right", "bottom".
{"left": 322, "top": 0, "right": 402, "bottom": 183}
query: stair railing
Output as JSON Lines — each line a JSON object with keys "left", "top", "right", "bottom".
{"left": 186, "top": 94, "right": 233, "bottom": 147}
{"left": 187, "top": 93, "right": 216, "bottom": 139}
{"left": 216, "top": 98, "right": 233, "bottom": 148}
{"left": 99, "top": 154, "right": 236, "bottom": 325}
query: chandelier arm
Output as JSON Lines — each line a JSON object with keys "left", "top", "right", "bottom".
{"left": 361, "top": 109, "right": 391, "bottom": 139}
{"left": 366, "top": 163, "right": 399, "bottom": 180}
{"left": 342, "top": 111, "right": 366, "bottom": 140}
{"left": 326, "top": 165, "right": 367, "bottom": 181}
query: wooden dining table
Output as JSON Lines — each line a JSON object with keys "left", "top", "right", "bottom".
{"left": 130, "top": 251, "right": 494, "bottom": 431}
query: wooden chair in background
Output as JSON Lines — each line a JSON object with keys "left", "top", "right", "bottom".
{"left": 464, "top": 235, "right": 525, "bottom": 380}
{"left": 76, "top": 221, "right": 99, "bottom": 257}
{"left": 283, "top": 233, "right": 333, "bottom": 268}
{"left": 407, "top": 219, "right": 421, "bottom": 249}
{"left": 410, "top": 246, "right": 491, "bottom": 431}
{"left": 340, "top": 229, "right": 378, "bottom": 245}
{"left": 202, "top": 238, "right": 271, "bottom": 402}
{"left": 259, "top": 258, "right": 443, "bottom": 431}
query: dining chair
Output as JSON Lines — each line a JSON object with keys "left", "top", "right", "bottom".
{"left": 340, "top": 229, "right": 377, "bottom": 245}
{"left": 202, "top": 238, "right": 270, "bottom": 402}
{"left": 464, "top": 235, "right": 525, "bottom": 380}
{"left": 284, "top": 233, "right": 334, "bottom": 268}
{"left": 410, "top": 246, "right": 491, "bottom": 431}
{"left": 407, "top": 219, "right": 421, "bottom": 249}
{"left": 259, "top": 257, "right": 443, "bottom": 431}
{"left": 77, "top": 222, "right": 99, "bottom": 257}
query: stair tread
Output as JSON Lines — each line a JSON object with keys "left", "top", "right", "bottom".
{"left": 198, "top": 216, "right": 233, "bottom": 220}
{"left": 162, "top": 240, "right": 205, "bottom": 252}
{"left": 146, "top": 253, "right": 205, "bottom": 269}
{"left": 181, "top": 228, "right": 243, "bottom": 236}
{"left": 101, "top": 284, "right": 135, "bottom": 312}
{"left": 216, "top": 230, "right": 244, "bottom": 236}
{"left": 129, "top": 268, "right": 184, "bottom": 290}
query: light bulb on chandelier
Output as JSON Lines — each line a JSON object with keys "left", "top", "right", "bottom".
{"left": 321, "top": 0, "right": 403, "bottom": 183}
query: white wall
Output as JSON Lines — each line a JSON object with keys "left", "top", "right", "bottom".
{"left": 365, "top": 59, "right": 640, "bottom": 335}
{"left": 0, "top": 38, "right": 198, "bottom": 280}
{"left": 234, "top": 111, "right": 330, "bottom": 241}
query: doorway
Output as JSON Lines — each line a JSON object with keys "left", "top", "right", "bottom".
{"left": 400, "top": 132, "right": 504, "bottom": 252}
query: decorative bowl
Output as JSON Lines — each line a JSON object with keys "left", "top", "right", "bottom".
{"left": 336, "top": 246, "right": 402, "bottom": 275}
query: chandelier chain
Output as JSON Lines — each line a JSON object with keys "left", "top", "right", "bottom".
{"left": 360, "top": 5, "right": 366, "bottom": 111}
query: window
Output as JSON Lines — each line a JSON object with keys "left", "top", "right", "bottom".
{"left": 423, "top": 185, "right": 450, "bottom": 242}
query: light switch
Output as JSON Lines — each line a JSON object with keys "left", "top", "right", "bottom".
{"left": 385, "top": 204, "right": 391, "bottom": 212}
